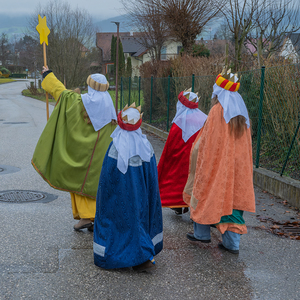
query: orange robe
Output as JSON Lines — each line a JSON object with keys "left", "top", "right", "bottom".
{"left": 183, "top": 103, "right": 255, "bottom": 231}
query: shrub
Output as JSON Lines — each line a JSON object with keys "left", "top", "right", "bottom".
{"left": 0, "top": 67, "right": 10, "bottom": 74}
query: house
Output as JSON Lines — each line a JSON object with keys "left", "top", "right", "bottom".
{"left": 160, "top": 39, "right": 183, "bottom": 60}
{"left": 244, "top": 39, "right": 259, "bottom": 56}
{"left": 280, "top": 33, "right": 300, "bottom": 63}
{"left": 195, "top": 38, "right": 237, "bottom": 56}
{"left": 121, "top": 36, "right": 150, "bottom": 77}
{"left": 122, "top": 37, "right": 182, "bottom": 77}
{"left": 96, "top": 32, "right": 143, "bottom": 76}
{"left": 96, "top": 31, "right": 182, "bottom": 77}
{"left": 79, "top": 44, "right": 90, "bottom": 58}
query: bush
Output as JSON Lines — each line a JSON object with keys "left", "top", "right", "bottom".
{"left": 0, "top": 67, "right": 10, "bottom": 75}
{"left": 26, "top": 83, "right": 39, "bottom": 95}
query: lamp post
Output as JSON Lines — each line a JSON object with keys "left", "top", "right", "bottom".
{"left": 111, "top": 21, "right": 120, "bottom": 114}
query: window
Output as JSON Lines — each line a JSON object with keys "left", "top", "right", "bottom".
{"left": 177, "top": 46, "right": 183, "bottom": 54}
{"left": 161, "top": 46, "right": 167, "bottom": 60}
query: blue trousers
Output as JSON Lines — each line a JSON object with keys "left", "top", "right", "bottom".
{"left": 193, "top": 222, "right": 241, "bottom": 251}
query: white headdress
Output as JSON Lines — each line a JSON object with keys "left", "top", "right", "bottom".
{"left": 81, "top": 74, "right": 117, "bottom": 131}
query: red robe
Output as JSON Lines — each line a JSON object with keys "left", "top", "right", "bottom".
{"left": 157, "top": 123, "right": 200, "bottom": 207}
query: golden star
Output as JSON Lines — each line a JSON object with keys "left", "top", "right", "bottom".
{"left": 36, "top": 15, "right": 50, "bottom": 45}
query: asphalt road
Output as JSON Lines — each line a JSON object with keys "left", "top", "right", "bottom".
{"left": 0, "top": 80, "right": 300, "bottom": 300}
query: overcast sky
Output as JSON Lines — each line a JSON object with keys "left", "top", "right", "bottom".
{"left": 1, "top": 0, "right": 124, "bottom": 20}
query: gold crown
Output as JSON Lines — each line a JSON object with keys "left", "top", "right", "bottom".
{"left": 183, "top": 88, "right": 199, "bottom": 103}
{"left": 220, "top": 67, "right": 242, "bottom": 83}
{"left": 122, "top": 102, "right": 143, "bottom": 125}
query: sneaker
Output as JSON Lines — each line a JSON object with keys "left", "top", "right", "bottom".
{"left": 218, "top": 243, "right": 239, "bottom": 254}
{"left": 186, "top": 232, "right": 211, "bottom": 243}
{"left": 73, "top": 219, "right": 93, "bottom": 231}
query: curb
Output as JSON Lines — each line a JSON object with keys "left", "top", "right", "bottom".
{"left": 141, "top": 122, "right": 300, "bottom": 209}
{"left": 253, "top": 168, "right": 300, "bottom": 209}
{"left": 141, "top": 122, "right": 169, "bottom": 140}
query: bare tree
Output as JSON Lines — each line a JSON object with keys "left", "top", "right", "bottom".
{"left": 221, "top": 0, "right": 300, "bottom": 70}
{"left": 216, "top": 18, "right": 235, "bottom": 42}
{"left": 122, "top": 0, "right": 170, "bottom": 60}
{"left": 14, "top": 35, "right": 40, "bottom": 72}
{"left": 246, "top": 0, "right": 300, "bottom": 65}
{"left": 221, "top": 0, "right": 267, "bottom": 70}
{"left": 153, "top": 0, "right": 223, "bottom": 53}
{"left": 27, "top": 0, "right": 95, "bottom": 88}
{"left": 0, "top": 33, "right": 9, "bottom": 67}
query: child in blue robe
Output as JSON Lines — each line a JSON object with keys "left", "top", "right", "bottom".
{"left": 93, "top": 103, "right": 163, "bottom": 272}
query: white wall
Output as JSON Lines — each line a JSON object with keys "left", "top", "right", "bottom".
{"left": 280, "top": 38, "right": 299, "bottom": 63}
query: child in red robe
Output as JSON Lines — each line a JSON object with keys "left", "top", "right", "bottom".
{"left": 158, "top": 89, "right": 207, "bottom": 214}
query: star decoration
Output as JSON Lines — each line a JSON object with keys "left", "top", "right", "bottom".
{"left": 36, "top": 15, "right": 50, "bottom": 45}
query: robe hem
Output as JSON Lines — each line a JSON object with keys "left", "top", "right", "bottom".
{"left": 31, "top": 160, "right": 96, "bottom": 199}
{"left": 216, "top": 223, "right": 248, "bottom": 235}
{"left": 162, "top": 205, "right": 189, "bottom": 208}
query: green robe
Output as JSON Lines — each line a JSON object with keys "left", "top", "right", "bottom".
{"left": 32, "top": 88, "right": 116, "bottom": 199}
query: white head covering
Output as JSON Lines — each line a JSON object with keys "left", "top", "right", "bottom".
{"left": 111, "top": 107, "right": 152, "bottom": 174}
{"left": 172, "top": 91, "right": 208, "bottom": 142}
{"left": 122, "top": 107, "right": 141, "bottom": 124}
{"left": 81, "top": 74, "right": 117, "bottom": 131}
{"left": 212, "top": 83, "right": 250, "bottom": 128}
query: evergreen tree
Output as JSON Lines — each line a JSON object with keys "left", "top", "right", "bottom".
{"left": 111, "top": 35, "right": 116, "bottom": 61}
{"left": 126, "top": 56, "right": 132, "bottom": 77}
{"left": 111, "top": 35, "right": 125, "bottom": 79}
{"left": 192, "top": 44, "right": 210, "bottom": 57}
{"left": 118, "top": 41, "right": 125, "bottom": 78}
{"left": 111, "top": 35, "right": 116, "bottom": 78}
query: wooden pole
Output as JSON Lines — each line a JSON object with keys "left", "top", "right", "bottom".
{"left": 43, "top": 41, "right": 49, "bottom": 120}
{"left": 115, "top": 23, "right": 120, "bottom": 114}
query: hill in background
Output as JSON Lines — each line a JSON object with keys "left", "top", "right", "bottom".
{"left": 0, "top": 13, "right": 220, "bottom": 42}
{"left": 0, "top": 14, "right": 30, "bottom": 41}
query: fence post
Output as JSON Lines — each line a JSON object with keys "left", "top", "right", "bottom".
{"left": 280, "top": 118, "right": 300, "bottom": 176}
{"left": 128, "top": 76, "right": 131, "bottom": 105}
{"left": 120, "top": 76, "right": 123, "bottom": 110}
{"left": 138, "top": 76, "right": 141, "bottom": 106}
{"left": 150, "top": 76, "right": 153, "bottom": 123}
{"left": 192, "top": 74, "right": 195, "bottom": 92}
{"left": 255, "top": 66, "right": 265, "bottom": 168}
{"left": 167, "top": 76, "right": 171, "bottom": 132}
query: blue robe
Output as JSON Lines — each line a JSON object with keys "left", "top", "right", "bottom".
{"left": 93, "top": 142, "right": 163, "bottom": 269}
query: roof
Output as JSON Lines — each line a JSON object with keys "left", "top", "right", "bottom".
{"left": 287, "top": 33, "right": 300, "bottom": 55}
{"left": 80, "top": 44, "right": 90, "bottom": 53}
{"left": 121, "top": 37, "right": 148, "bottom": 57}
{"left": 96, "top": 32, "right": 146, "bottom": 61}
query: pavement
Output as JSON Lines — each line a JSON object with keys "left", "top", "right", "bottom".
{"left": 0, "top": 80, "right": 300, "bottom": 300}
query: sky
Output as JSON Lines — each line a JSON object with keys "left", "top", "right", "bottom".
{"left": 1, "top": 0, "right": 124, "bottom": 21}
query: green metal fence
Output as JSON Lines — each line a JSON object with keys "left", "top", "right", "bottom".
{"left": 120, "top": 64, "right": 300, "bottom": 181}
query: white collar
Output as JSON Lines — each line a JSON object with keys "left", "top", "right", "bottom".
{"left": 111, "top": 126, "right": 152, "bottom": 174}
{"left": 212, "top": 84, "right": 250, "bottom": 127}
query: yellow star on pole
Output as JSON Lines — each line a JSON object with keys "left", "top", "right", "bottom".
{"left": 36, "top": 15, "right": 50, "bottom": 45}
